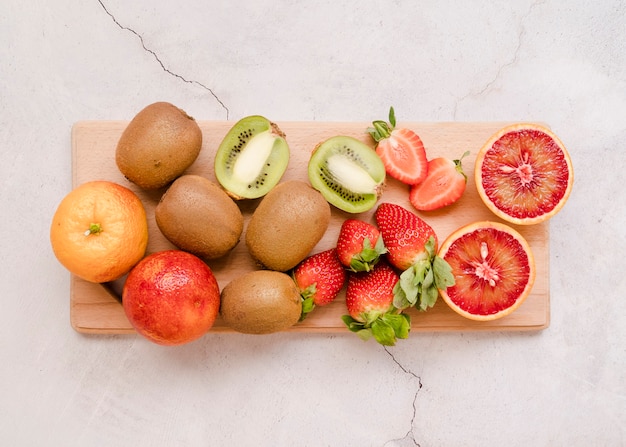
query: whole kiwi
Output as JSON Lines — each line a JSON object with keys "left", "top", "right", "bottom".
{"left": 245, "top": 180, "right": 331, "bottom": 271}
{"left": 155, "top": 175, "right": 243, "bottom": 259}
{"left": 220, "top": 270, "right": 302, "bottom": 334}
{"left": 116, "top": 102, "right": 203, "bottom": 190}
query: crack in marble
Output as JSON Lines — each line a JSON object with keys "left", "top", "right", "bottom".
{"left": 453, "top": 0, "right": 544, "bottom": 119}
{"left": 96, "top": 0, "right": 230, "bottom": 119}
{"left": 383, "top": 347, "right": 422, "bottom": 447}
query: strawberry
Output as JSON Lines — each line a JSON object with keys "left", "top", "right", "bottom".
{"left": 336, "top": 219, "right": 387, "bottom": 272}
{"left": 409, "top": 151, "right": 469, "bottom": 211}
{"left": 293, "top": 248, "right": 347, "bottom": 320}
{"left": 342, "top": 261, "right": 410, "bottom": 346}
{"left": 368, "top": 106, "right": 428, "bottom": 185}
{"left": 374, "top": 202, "right": 455, "bottom": 311}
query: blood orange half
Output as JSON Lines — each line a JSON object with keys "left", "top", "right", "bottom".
{"left": 437, "top": 221, "right": 535, "bottom": 321}
{"left": 475, "top": 123, "right": 574, "bottom": 225}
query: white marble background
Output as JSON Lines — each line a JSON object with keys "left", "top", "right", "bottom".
{"left": 1, "top": 1, "right": 625, "bottom": 446}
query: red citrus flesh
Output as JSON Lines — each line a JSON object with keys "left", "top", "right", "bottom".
{"left": 475, "top": 123, "right": 573, "bottom": 225}
{"left": 438, "top": 221, "right": 535, "bottom": 321}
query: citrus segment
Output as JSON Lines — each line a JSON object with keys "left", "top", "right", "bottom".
{"left": 50, "top": 181, "right": 149, "bottom": 283}
{"left": 437, "top": 221, "right": 535, "bottom": 321}
{"left": 475, "top": 123, "right": 573, "bottom": 225}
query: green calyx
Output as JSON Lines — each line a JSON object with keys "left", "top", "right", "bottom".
{"left": 392, "top": 236, "right": 455, "bottom": 311}
{"left": 367, "top": 106, "right": 397, "bottom": 142}
{"left": 349, "top": 236, "right": 388, "bottom": 272}
{"left": 84, "top": 222, "right": 102, "bottom": 236}
{"left": 342, "top": 311, "right": 410, "bottom": 346}
{"left": 298, "top": 283, "right": 317, "bottom": 321}
{"left": 455, "top": 150, "right": 471, "bottom": 181}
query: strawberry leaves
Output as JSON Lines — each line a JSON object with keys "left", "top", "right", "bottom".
{"left": 342, "top": 262, "right": 410, "bottom": 346}
{"left": 367, "top": 106, "right": 397, "bottom": 142}
{"left": 342, "top": 312, "right": 410, "bottom": 346}
{"left": 393, "top": 236, "right": 455, "bottom": 311}
{"left": 348, "top": 236, "right": 386, "bottom": 272}
{"left": 375, "top": 203, "right": 455, "bottom": 312}
{"left": 337, "top": 219, "right": 387, "bottom": 272}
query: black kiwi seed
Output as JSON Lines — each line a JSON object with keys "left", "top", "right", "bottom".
{"left": 214, "top": 116, "right": 290, "bottom": 200}
{"left": 307, "top": 136, "right": 386, "bottom": 213}
{"left": 318, "top": 164, "right": 367, "bottom": 204}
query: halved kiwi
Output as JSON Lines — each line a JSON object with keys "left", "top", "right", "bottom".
{"left": 308, "top": 136, "right": 386, "bottom": 213}
{"left": 214, "top": 115, "right": 290, "bottom": 199}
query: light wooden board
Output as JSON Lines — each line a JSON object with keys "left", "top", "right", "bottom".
{"left": 70, "top": 120, "right": 550, "bottom": 334}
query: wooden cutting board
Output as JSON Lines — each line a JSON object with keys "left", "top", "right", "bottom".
{"left": 70, "top": 120, "right": 550, "bottom": 334}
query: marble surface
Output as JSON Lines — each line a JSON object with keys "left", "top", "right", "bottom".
{"left": 2, "top": 0, "right": 625, "bottom": 445}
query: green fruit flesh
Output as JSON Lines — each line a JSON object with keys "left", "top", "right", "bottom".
{"left": 214, "top": 116, "right": 289, "bottom": 199}
{"left": 308, "top": 136, "right": 385, "bottom": 213}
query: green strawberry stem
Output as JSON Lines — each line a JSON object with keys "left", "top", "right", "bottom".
{"left": 299, "top": 297, "right": 315, "bottom": 321}
{"left": 367, "top": 106, "right": 397, "bottom": 142}
{"left": 298, "top": 284, "right": 317, "bottom": 321}
{"left": 455, "top": 150, "right": 471, "bottom": 180}
{"left": 341, "top": 310, "right": 410, "bottom": 346}
{"left": 349, "top": 236, "right": 387, "bottom": 272}
{"left": 392, "top": 236, "right": 455, "bottom": 311}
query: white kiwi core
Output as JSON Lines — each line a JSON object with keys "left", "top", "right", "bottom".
{"left": 232, "top": 130, "right": 276, "bottom": 184}
{"left": 326, "top": 154, "right": 378, "bottom": 193}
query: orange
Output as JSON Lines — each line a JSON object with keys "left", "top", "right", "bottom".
{"left": 475, "top": 123, "right": 574, "bottom": 225}
{"left": 437, "top": 221, "right": 535, "bottom": 321}
{"left": 50, "top": 180, "right": 149, "bottom": 283}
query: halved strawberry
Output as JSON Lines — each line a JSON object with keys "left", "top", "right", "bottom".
{"left": 409, "top": 151, "right": 469, "bottom": 211}
{"left": 293, "top": 248, "right": 347, "bottom": 320}
{"left": 336, "top": 219, "right": 387, "bottom": 272}
{"left": 341, "top": 261, "right": 410, "bottom": 346}
{"left": 368, "top": 106, "right": 428, "bottom": 185}
{"left": 374, "top": 203, "right": 455, "bottom": 311}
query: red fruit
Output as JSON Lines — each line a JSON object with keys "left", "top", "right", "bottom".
{"left": 368, "top": 107, "right": 428, "bottom": 185}
{"left": 409, "top": 151, "right": 469, "bottom": 211}
{"left": 293, "top": 248, "right": 347, "bottom": 320}
{"left": 122, "top": 250, "right": 221, "bottom": 346}
{"left": 438, "top": 221, "right": 536, "bottom": 321}
{"left": 336, "top": 219, "right": 387, "bottom": 272}
{"left": 475, "top": 123, "right": 574, "bottom": 225}
{"left": 374, "top": 203, "right": 455, "bottom": 311}
{"left": 375, "top": 203, "right": 437, "bottom": 270}
{"left": 342, "top": 262, "right": 410, "bottom": 346}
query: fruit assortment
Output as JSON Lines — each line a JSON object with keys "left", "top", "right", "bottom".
{"left": 54, "top": 102, "right": 574, "bottom": 346}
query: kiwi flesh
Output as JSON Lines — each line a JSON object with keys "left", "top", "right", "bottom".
{"left": 155, "top": 175, "right": 243, "bottom": 259}
{"left": 308, "top": 136, "right": 386, "bottom": 213}
{"left": 116, "top": 102, "right": 203, "bottom": 190}
{"left": 214, "top": 115, "right": 290, "bottom": 200}
{"left": 220, "top": 270, "right": 302, "bottom": 334}
{"left": 245, "top": 180, "right": 331, "bottom": 271}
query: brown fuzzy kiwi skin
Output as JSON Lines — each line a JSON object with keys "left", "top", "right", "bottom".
{"left": 155, "top": 175, "right": 244, "bottom": 260}
{"left": 116, "top": 102, "right": 203, "bottom": 190}
{"left": 220, "top": 270, "right": 302, "bottom": 334}
{"left": 245, "top": 180, "right": 331, "bottom": 272}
